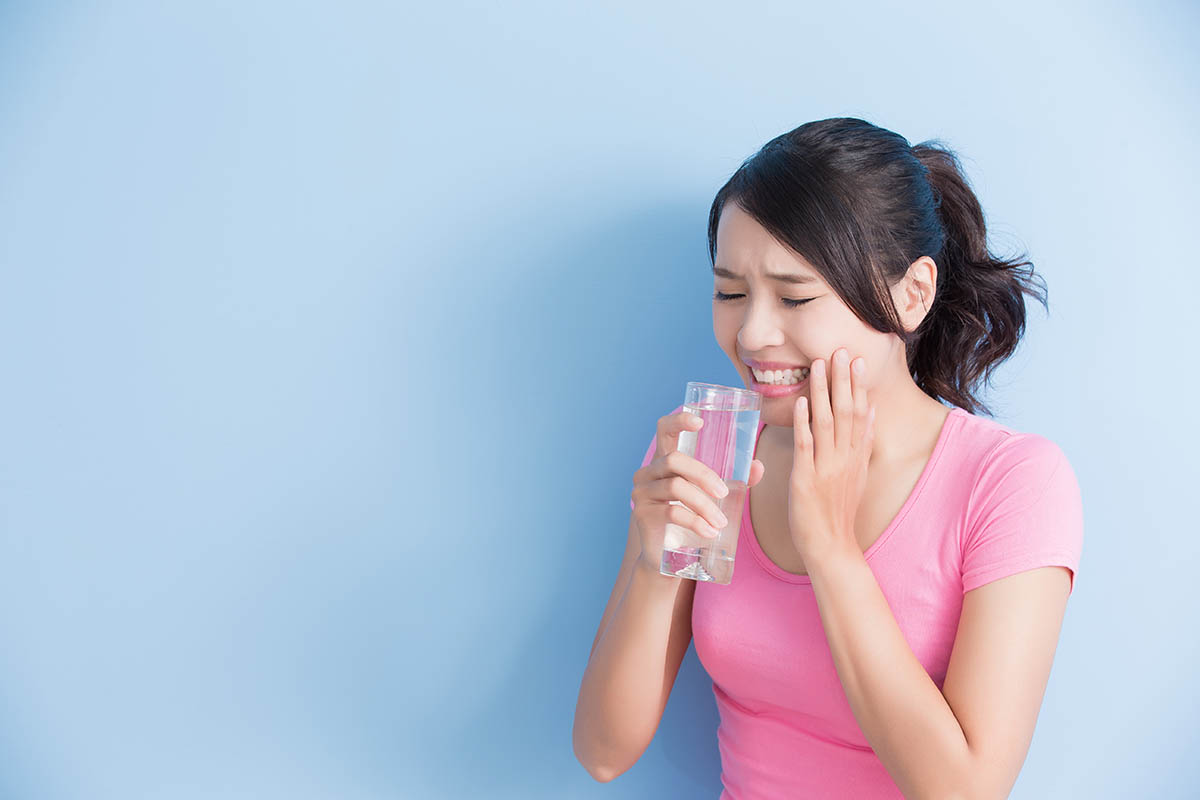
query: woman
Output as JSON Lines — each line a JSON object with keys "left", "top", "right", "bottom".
{"left": 573, "top": 117, "right": 1083, "bottom": 798}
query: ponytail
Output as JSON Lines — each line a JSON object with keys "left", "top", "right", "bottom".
{"left": 908, "top": 142, "right": 1048, "bottom": 416}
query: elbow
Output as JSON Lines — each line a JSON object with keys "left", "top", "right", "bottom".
{"left": 909, "top": 786, "right": 972, "bottom": 800}
{"left": 572, "top": 723, "right": 620, "bottom": 783}
{"left": 955, "top": 748, "right": 1017, "bottom": 800}
{"left": 573, "top": 691, "right": 655, "bottom": 783}
{"left": 573, "top": 744, "right": 619, "bottom": 784}
{"left": 583, "top": 762, "right": 617, "bottom": 784}
{"left": 906, "top": 760, "right": 991, "bottom": 800}
{"left": 573, "top": 725, "right": 644, "bottom": 784}
{"left": 934, "top": 767, "right": 1007, "bottom": 800}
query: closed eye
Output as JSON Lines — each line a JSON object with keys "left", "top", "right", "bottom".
{"left": 713, "top": 291, "right": 813, "bottom": 308}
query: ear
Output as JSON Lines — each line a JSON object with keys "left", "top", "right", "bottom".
{"left": 892, "top": 256, "right": 938, "bottom": 333}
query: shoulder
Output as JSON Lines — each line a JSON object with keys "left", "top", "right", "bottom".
{"left": 954, "top": 412, "right": 1083, "bottom": 555}
{"left": 951, "top": 414, "right": 1084, "bottom": 594}
{"left": 976, "top": 432, "right": 1074, "bottom": 507}
{"left": 949, "top": 409, "right": 1075, "bottom": 500}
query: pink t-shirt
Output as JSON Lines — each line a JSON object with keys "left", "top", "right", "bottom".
{"left": 632, "top": 403, "right": 1083, "bottom": 798}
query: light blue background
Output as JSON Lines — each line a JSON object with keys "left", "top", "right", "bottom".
{"left": 0, "top": 1, "right": 1196, "bottom": 798}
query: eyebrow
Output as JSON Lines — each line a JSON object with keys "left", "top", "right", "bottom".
{"left": 712, "top": 266, "right": 820, "bottom": 285}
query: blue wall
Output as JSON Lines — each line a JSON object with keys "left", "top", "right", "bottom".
{"left": 0, "top": 1, "right": 1196, "bottom": 797}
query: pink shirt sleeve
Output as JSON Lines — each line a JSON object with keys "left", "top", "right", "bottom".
{"left": 961, "top": 433, "right": 1084, "bottom": 595}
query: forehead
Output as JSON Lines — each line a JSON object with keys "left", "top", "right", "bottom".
{"left": 714, "top": 203, "right": 824, "bottom": 286}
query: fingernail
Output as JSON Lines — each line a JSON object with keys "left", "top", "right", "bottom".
{"left": 853, "top": 359, "right": 864, "bottom": 375}
{"left": 715, "top": 511, "right": 729, "bottom": 527}
{"left": 716, "top": 482, "right": 729, "bottom": 498}
{"left": 701, "top": 521, "right": 719, "bottom": 537}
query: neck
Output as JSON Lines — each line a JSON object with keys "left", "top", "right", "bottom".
{"left": 866, "top": 379, "right": 950, "bottom": 465}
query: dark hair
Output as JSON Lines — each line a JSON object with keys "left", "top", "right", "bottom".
{"left": 706, "top": 117, "right": 1047, "bottom": 417}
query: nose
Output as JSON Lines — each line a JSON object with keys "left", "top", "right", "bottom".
{"left": 736, "top": 303, "right": 786, "bottom": 353}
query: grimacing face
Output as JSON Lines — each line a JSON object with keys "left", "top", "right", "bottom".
{"left": 712, "top": 203, "right": 917, "bottom": 429}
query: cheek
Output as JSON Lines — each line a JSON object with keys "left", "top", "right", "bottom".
{"left": 854, "top": 363, "right": 876, "bottom": 393}
{"left": 712, "top": 308, "right": 742, "bottom": 338}
{"left": 852, "top": 342, "right": 892, "bottom": 386}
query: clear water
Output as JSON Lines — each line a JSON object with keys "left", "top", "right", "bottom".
{"left": 661, "top": 480, "right": 747, "bottom": 584}
{"left": 660, "top": 404, "right": 759, "bottom": 585}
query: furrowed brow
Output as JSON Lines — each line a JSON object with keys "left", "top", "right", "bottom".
{"left": 712, "top": 265, "right": 819, "bottom": 285}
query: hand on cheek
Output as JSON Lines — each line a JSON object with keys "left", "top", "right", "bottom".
{"left": 787, "top": 347, "right": 876, "bottom": 565}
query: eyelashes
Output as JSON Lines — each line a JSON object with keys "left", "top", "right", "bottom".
{"left": 713, "top": 291, "right": 813, "bottom": 308}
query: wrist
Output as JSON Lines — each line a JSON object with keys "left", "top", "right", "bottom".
{"left": 635, "top": 554, "right": 678, "bottom": 583}
{"left": 805, "top": 541, "right": 865, "bottom": 581}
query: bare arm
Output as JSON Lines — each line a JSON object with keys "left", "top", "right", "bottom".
{"left": 572, "top": 514, "right": 697, "bottom": 783}
{"left": 575, "top": 409, "right": 758, "bottom": 782}
{"left": 809, "top": 547, "right": 1072, "bottom": 800}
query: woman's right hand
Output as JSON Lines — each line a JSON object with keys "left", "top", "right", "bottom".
{"left": 630, "top": 410, "right": 765, "bottom": 573}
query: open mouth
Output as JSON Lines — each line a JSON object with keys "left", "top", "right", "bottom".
{"left": 750, "top": 366, "right": 810, "bottom": 386}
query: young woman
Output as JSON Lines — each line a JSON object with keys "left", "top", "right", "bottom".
{"left": 573, "top": 117, "right": 1083, "bottom": 798}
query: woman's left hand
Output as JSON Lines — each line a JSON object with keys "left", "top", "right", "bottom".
{"left": 788, "top": 347, "right": 877, "bottom": 566}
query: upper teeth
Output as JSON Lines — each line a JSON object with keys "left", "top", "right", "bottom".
{"left": 752, "top": 366, "right": 810, "bottom": 385}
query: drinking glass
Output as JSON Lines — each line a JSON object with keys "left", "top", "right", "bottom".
{"left": 660, "top": 382, "right": 761, "bottom": 584}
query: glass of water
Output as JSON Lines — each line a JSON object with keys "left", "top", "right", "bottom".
{"left": 660, "top": 382, "right": 761, "bottom": 584}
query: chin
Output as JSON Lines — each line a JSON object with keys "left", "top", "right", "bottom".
{"left": 763, "top": 399, "right": 808, "bottom": 427}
